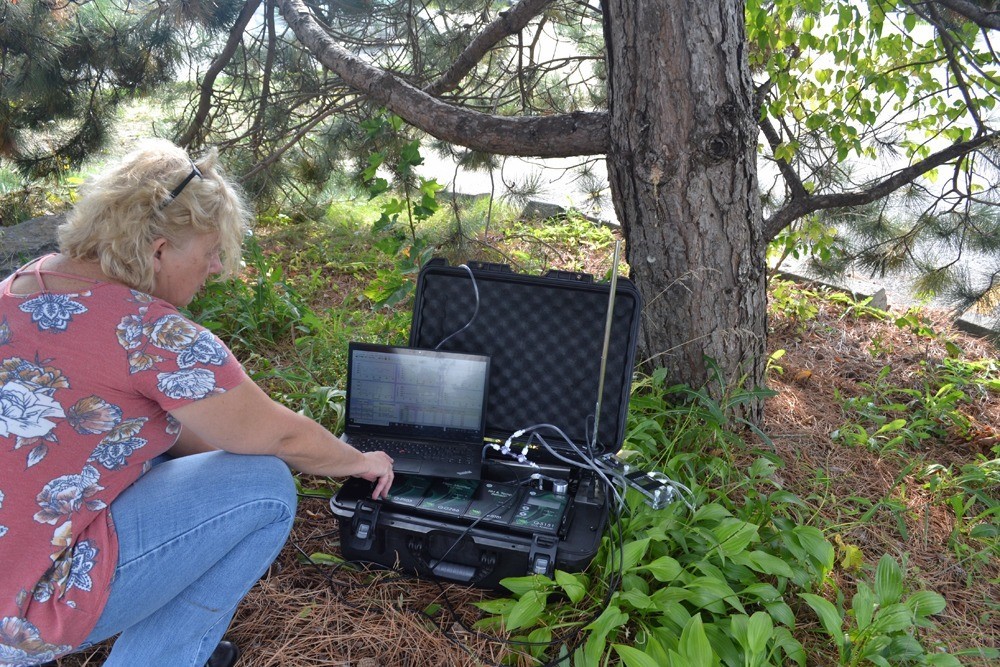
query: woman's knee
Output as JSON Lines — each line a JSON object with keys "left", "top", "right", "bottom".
{"left": 196, "top": 451, "right": 298, "bottom": 524}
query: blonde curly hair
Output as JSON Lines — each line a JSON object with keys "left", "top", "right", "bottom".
{"left": 59, "top": 139, "right": 250, "bottom": 293}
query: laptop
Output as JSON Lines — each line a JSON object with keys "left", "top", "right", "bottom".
{"left": 342, "top": 342, "right": 491, "bottom": 479}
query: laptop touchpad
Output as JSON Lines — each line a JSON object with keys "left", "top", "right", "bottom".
{"left": 393, "top": 460, "right": 421, "bottom": 473}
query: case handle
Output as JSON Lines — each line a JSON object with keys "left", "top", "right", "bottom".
{"left": 406, "top": 536, "right": 497, "bottom": 585}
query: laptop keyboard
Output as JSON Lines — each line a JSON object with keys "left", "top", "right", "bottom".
{"left": 350, "top": 437, "right": 478, "bottom": 465}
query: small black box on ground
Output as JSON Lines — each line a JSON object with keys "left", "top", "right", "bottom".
{"left": 330, "top": 259, "right": 641, "bottom": 589}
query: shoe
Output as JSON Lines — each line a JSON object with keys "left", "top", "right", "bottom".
{"left": 205, "top": 640, "right": 240, "bottom": 667}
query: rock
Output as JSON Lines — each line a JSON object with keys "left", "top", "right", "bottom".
{"left": 0, "top": 213, "right": 63, "bottom": 276}
{"left": 868, "top": 287, "right": 888, "bottom": 311}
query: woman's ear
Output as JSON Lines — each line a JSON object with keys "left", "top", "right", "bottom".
{"left": 151, "top": 237, "right": 169, "bottom": 270}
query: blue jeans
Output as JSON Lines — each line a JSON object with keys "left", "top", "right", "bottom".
{"left": 80, "top": 451, "right": 297, "bottom": 666}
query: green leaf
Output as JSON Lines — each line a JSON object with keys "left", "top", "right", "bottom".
{"left": 613, "top": 644, "right": 661, "bottom": 667}
{"left": 746, "top": 550, "right": 795, "bottom": 578}
{"left": 852, "top": 581, "right": 875, "bottom": 631}
{"left": 641, "top": 555, "right": 683, "bottom": 582}
{"left": 746, "top": 611, "right": 774, "bottom": 655}
{"left": 577, "top": 634, "right": 606, "bottom": 667}
{"left": 505, "top": 590, "right": 547, "bottom": 631}
{"left": 874, "top": 554, "right": 903, "bottom": 606}
{"left": 305, "top": 552, "right": 342, "bottom": 565}
{"left": 772, "top": 627, "right": 807, "bottom": 667}
{"left": 500, "top": 575, "right": 552, "bottom": 597}
{"left": 871, "top": 603, "right": 912, "bottom": 634}
{"left": 763, "top": 601, "right": 796, "bottom": 628}
{"left": 799, "top": 593, "right": 845, "bottom": 648}
{"left": 678, "top": 614, "right": 715, "bottom": 667}
{"left": 555, "top": 570, "right": 587, "bottom": 604}
{"left": 473, "top": 598, "right": 516, "bottom": 615}
{"left": 905, "top": 590, "right": 946, "bottom": 618}
{"left": 713, "top": 519, "right": 759, "bottom": 557}
{"left": 621, "top": 538, "right": 651, "bottom": 571}
{"left": 584, "top": 604, "right": 628, "bottom": 639}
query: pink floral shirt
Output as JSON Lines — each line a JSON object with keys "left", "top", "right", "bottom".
{"left": 0, "top": 257, "right": 248, "bottom": 665}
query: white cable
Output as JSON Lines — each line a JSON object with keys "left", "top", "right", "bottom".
{"left": 434, "top": 264, "right": 480, "bottom": 350}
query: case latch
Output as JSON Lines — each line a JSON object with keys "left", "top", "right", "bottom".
{"left": 467, "top": 261, "right": 513, "bottom": 273}
{"left": 528, "top": 534, "right": 559, "bottom": 577}
{"left": 544, "top": 269, "right": 593, "bottom": 283}
{"left": 351, "top": 499, "right": 381, "bottom": 551}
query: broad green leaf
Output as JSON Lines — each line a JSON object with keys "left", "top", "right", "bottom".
{"left": 618, "top": 589, "right": 655, "bottom": 611}
{"left": 472, "top": 598, "right": 515, "bottom": 615}
{"left": 621, "top": 538, "right": 651, "bottom": 570}
{"left": 679, "top": 614, "right": 715, "bottom": 667}
{"left": 746, "top": 550, "right": 795, "bottom": 578}
{"left": 792, "top": 526, "right": 835, "bottom": 572}
{"left": 555, "top": 570, "right": 587, "bottom": 604}
{"left": 686, "top": 577, "right": 744, "bottom": 614}
{"left": 799, "top": 593, "right": 845, "bottom": 648}
{"left": 905, "top": 590, "right": 946, "bottom": 618}
{"left": 875, "top": 554, "right": 903, "bottom": 606}
{"left": 641, "top": 555, "right": 682, "bottom": 582}
{"left": 871, "top": 603, "right": 913, "bottom": 635}
{"left": 505, "top": 590, "right": 547, "bottom": 631}
{"left": 852, "top": 581, "right": 875, "bottom": 631}
{"left": 576, "top": 634, "right": 605, "bottom": 667}
{"left": 773, "top": 627, "right": 807, "bottom": 667}
{"left": 500, "top": 574, "right": 552, "bottom": 597}
{"left": 763, "top": 601, "right": 796, "bottom": 628}
{"left": 728, "top": 614, "right": 749, "bottom": 651}
{"left": 873, "top": 418, "right": 907, "bottom": 435}
{"left": 712, "top": 519, "right": 759, "bottom": 557}
{"left": 527, "top": 626, "right": 552, "bottom": 660}
{"left": 613, "top": 644, "right": 661, "bottom": 667}
{"left": 584, "top": 604, "right": 628, "bottom": 639}
{"left": 747, "top": 611, "right": 774, "bottom": 655}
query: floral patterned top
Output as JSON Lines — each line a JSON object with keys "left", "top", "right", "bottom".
{"left": 0, "top": 255, "right": 249, "bottom": 666}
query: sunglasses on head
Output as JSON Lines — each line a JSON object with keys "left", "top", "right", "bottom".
{"left": 160, "top": 162, "right": 203, "bottom": 209}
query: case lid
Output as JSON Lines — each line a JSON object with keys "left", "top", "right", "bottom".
{"left": 409, "top": 259, "right": 642, "bottom": 459}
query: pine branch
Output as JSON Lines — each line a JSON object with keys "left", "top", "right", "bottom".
{"left": 424, "top": 0, "right": 557, "bottom": 97}
{"left": 763, "top": 131, "right": 1000, "bottom": 241}
{"left": 277, "top": 0, "right": 608, "bottom": 158}
{"left": 175, "top": 0, "right": 264, "bottom": 149}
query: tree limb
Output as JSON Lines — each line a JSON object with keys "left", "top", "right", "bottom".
{"left": 277, "top": 0, "right": 608, "bottom": 157}
{"left": 930, "top": 0, "right": 1000, "bottom": 30}
{"left": 763, "top": 131, "right": 1000, "bottom": 240}
{"left": 424, "top": 0, "right": 557, "bottom": 97}
{"left": 175, "top": 0, "right": 263, "bottom": 149}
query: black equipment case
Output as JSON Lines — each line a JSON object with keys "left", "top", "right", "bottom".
{"left": 329, "top": 259, "right": 642, "bottom": 589}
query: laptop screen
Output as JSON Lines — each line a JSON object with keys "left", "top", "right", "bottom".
{"left": 345, "top": 343, "right": 490, "bottom": 443}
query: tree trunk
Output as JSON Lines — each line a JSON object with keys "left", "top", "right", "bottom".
{"left": 602, "top": 0, "right": 767, "bottom": 421}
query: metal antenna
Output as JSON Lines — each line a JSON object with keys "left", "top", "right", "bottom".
{"left": 592, "top": 239, "right": 621, "bottom": 450}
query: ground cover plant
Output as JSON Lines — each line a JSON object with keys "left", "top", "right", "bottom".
{"left": 45, "top": 198, "right": 1000, "bottom": 666}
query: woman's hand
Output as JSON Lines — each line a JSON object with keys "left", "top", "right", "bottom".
{"left": 357, "top": 451, "right": 395, "bottom": 499}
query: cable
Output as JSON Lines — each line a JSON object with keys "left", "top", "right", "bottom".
{"left": 434, "top": 264, "right": 480, "bottom": 350}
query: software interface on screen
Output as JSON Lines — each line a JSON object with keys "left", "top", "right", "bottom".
{"left": 348, "top": 347, "right": 488, "bottom": 438}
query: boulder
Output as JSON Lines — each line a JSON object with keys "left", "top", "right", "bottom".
{"left": 0, "top": 213, "right": 63, "bottom": 276}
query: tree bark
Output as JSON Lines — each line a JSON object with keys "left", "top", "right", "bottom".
{"left": 602, "top": 0, "right": 767, "bottom": 418}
